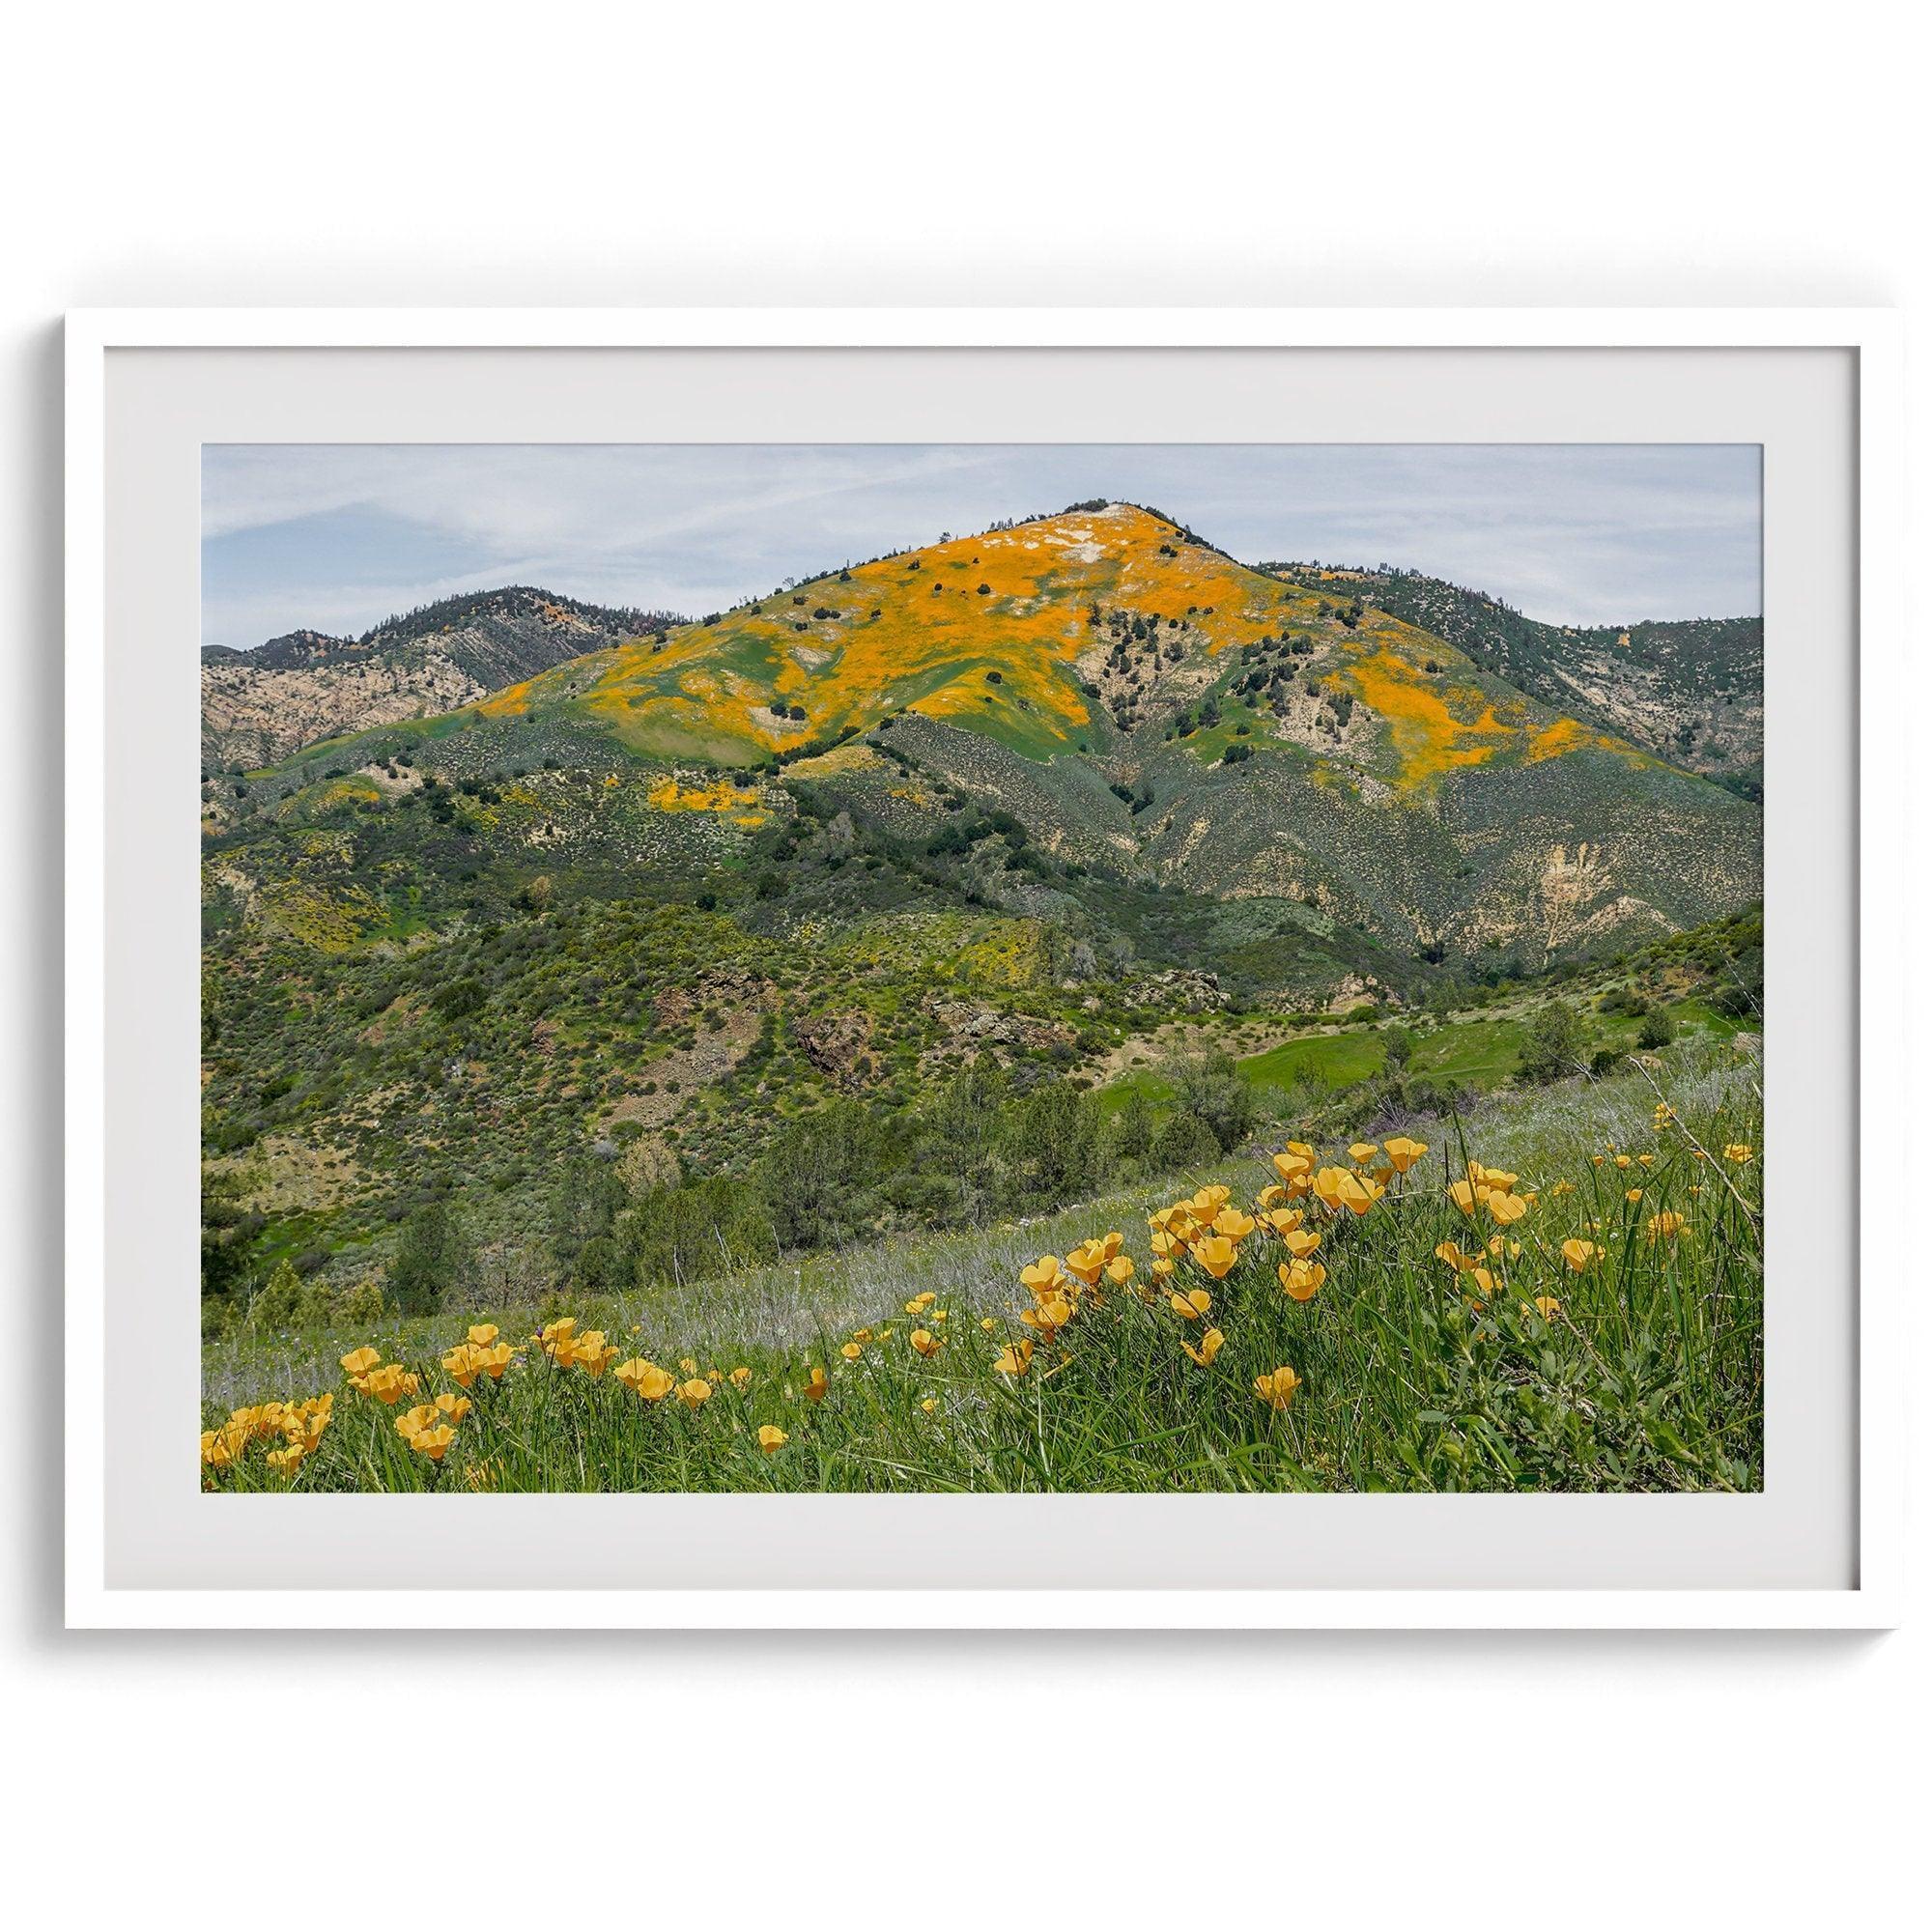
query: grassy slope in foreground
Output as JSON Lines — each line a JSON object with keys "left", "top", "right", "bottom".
{"left": 203, "top": 1038, "right": 1762, "bottom": 1493}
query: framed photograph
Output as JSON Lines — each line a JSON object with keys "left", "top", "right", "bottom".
{"left": 65, "top": 309, "right": 1902, "bottom": 1629}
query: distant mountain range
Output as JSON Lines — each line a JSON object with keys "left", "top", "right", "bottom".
{"left": 201, "top": 585, "right": 682, "bottom": 769}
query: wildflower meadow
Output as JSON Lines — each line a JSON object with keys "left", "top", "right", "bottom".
{"left": 203, "top": 1041, "right": 1761, "bottom": 1493}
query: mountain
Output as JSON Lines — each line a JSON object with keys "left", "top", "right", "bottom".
{"left": 198, "top": 500, "right": 1763, "bottom": 1290}
{"left": 200, "top": 585, "right": 680, "bottom": 770}
{"left": 208, "top": 502, "right": 1758, "bottom": 963}
{"left": 1262, "top": 562, "right": 1764, "bottom": 798}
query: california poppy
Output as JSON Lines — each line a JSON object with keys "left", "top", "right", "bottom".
{"left": 1180, "top": 1327, "right": 1225, "bottom": 1367}
{"left": 1278, "top": 1259, "right": 1326, "bottom": 1302}
{"left": 1254, "top": 1365, "right": 1301, "bottom": 1410}
{"left": 1190, "top": 1236, "right": 1237, "bottom": 1280}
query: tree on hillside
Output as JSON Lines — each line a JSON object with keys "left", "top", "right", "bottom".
{"left": 388, "top": 1197, "right": 471, "bottom": 1314}
{"left": 1517, "top": 1004, "right": 1585, "bottom": 1085}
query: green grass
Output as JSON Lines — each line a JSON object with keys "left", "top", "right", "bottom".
{"left": 204, "top": 1039, "right": 1763, "bottom": 1493}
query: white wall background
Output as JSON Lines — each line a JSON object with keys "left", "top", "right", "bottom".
{"left": 5, "top": 3, "right": 1921, "bottom": 1923}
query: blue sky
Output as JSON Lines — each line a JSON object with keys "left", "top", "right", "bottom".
{"left": 202, "top": 443, "right": 1761, "bottom": 651}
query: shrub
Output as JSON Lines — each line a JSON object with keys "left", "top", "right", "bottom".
{"left": 1150, "top": 1108, "right": 1219, "bottom": 1173}
{"left": 1636, "top": 1011, "right": 1676, "bottom": 1050}
{"left": 1165, "top": 1049, "right": 1258, "bottom": 1154}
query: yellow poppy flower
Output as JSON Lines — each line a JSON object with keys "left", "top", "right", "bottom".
{"left": 1180, "top": 1327, "right": 1225, "bottom": 1368}
{"left": 434, "top": 1392, "right": 471, "bottom": 1422}
{"left": 678, "top": 1356, "right": 698, "bottom": 1375}
{"left": 1169, "top": 1288, "right": 1213, "bottom": 1321}
{"left": 803, "top": 1366, "right": 829, "bottom": 1403}
{"left": 756, "top": 1425, "right": 787, "bottom": 1454}
{"left": 265, "top": 1445, "right": 304, "bottom": 1476}
{"left": 1150, "top": 1256, "right": 1176, "bottom": 1282}
{"left": 980, "top": 1317, "right": 998, "bottom": 1332}
{"left": 1104, "top": 1255, "right": 1135, "bottom": 1287}
{"left": 339, "top": 1346, "right": 382, "bottom": 1379}
{"left": 1626, "top": 1186, "right": 1643, "bottom": 1202}
{"left": 904, "top": 1293, "right": 936, "bottom": 1315}
{"left": 1271, "top": 1149, "right": 1314, "bottom": 1189}
{"left": 677, "top": 1378, "right": 712, "bottom": 1410}
{"left": 910, "top": 1329, "right": 941, "bottom": 1358}
{"left": 1532, "top": 1295, "right": 1563, "bottom": 1321}
{"left": 1488, "top": 1191, "right": 1528, "bottom": 1227}
{"left": 729, "top": 1366, "right": 753, "bottom": 1389}
{"left": 441, "top": 1343, "right": 481, "bottom": 1389}
{"left": 1254, "top": 1365, "right": 1301, "bottom": 1409}
{"left": 1724, "top": 1143, "right": 1754, "bottom": 1164}
{"left": 1020, "top": 1257, "right": 1065, "bottom": 1298}
{"left": 1382, "top": 1136, "right": 1429, "bottom": 1173}
{"left": 408, "top": 1422, "right": 457, "bottom": 1462}
{"left": 361, "top": 1364, "right": 419, "bottom": 1406}
{"left": 1020, "top": 1293, "right": 1074, "bottom": 1335}
{"left": 1211, "top": 1208, "right": 1256, "bottom": 1242}
{"left": 1263, "top": 1206, "right": 1306, "bottom": 1236}
{"left": 1281, "top": 1227, "right": 1321, "bottom": 1260}
{"left": 994, "top": 1339, "right": 1035, "bottom": 1377}
{"left": 840, "top": 1342, "right": 864, "bottom": 1362}
{"left": 1435, "top": 1239, "right": 1474, "bottom": 1271}
{"left": 920, "top": 1398, "right": 938, "bottom": 1414}
{"left": 1349, "top": 1142, "right": 1378, "bottom": 1164}
{"left": 1190, "top": 1236, "right": 1238, "bottom": 1280}
{"left": 615, "top": 1358, "right": 676, "bottom": 1403}
{"left": 467, "top": 1324, "right": 498, "bottom": 1348}
{"left": 574, "top": 1332, "right": 617, "bottom": 1377}
{"left": 1647, "top": 1210, "right": 1687, "bottom": 1241}
{"left": 1560, "top": 1238, "right": 1601, "bottom": 1272}
{"left": 1614, "top": 1153, "right": 1633, "bottom": 1169}
{"left": 1278, "top": 1259, "right": 1326, "bottom": 1302}
{"left": 1064, "top": 1239, "right": 1110, "bottom": 1287}
{"left": 1315, "top": 1166, "right": 1382, "bottom": 1215}
{"left": 1256, "top": 1184, "right": 1287, "bottom": 1209}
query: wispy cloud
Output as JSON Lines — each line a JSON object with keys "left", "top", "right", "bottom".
{"left": 202, "top": 443, "right": 1761, "bottom": 650}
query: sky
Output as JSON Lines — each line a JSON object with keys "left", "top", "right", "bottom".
{"left": 201, "top": 443, "right": 1761, "bottom": 652}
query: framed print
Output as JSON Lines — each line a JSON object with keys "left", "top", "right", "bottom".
{"left": 64, "top": 309, "right": 1904, "bottom": 1628}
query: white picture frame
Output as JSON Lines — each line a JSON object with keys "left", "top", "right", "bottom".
{"left": 65, "top": 308, "right": 1905, "bottom": 1630}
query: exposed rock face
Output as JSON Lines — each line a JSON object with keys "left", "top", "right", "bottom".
{"left": 202, "top": 650, "right": 489, "bottom": 769}
{"left": 1122, "top": 969, "right": 1226, "bottom": 1012}
{"left": 201, "top": 586, "right": 677, "bottom": 770}
{"left": 792, "top": 1009, "right": 879, "bottom": 1089}
{"left": 927, "top": 1001, "right": 1081, "bottom": 1063}
{"left": 1324, "top": 972, "right": 1395, "bottom": 1013}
